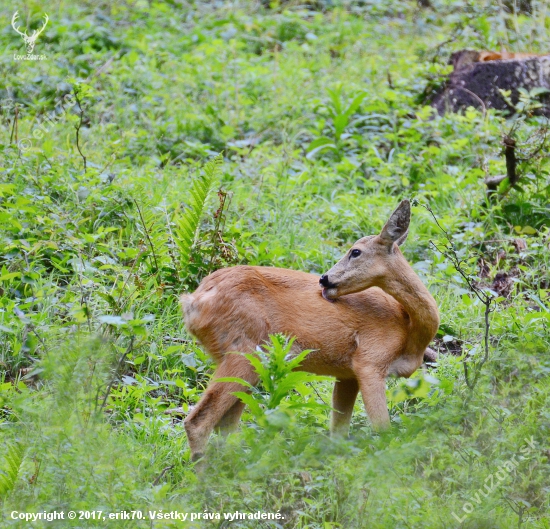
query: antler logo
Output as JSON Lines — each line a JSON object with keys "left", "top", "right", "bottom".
{"left": 11, "top": 11, "right": 49, "bottom": 54}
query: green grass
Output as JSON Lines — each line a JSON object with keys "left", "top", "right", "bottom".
{"left": 1, "top": 1, "right": 549, "bottom": 527}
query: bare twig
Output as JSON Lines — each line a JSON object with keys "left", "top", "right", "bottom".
{"left": 422, "top": 204, "right": 494, "bottom": 390}
{"left": 502, "top": 495, "right": 526, "bottom": 528}
{"left": 454, "top": 86, "right": 487, "bottom": 117}
{"left": 306, "top": 382, "right": 328, "bottom": 406}
{"left": 516, "top": 123, "right": 549, "bottom": 162}
{"left": 97, "top": 152, "right": 118, "bottom": 177}
{"left": 10, "top": 104, "right": 19, "bottom": 145}
{"left": 73, "top": 88, "right": 87, "bottom": 173}
{"left": 133, "top": 199, "right": 160, "bottom": 273}
{"left": 487, "top": 119, "right": 549, "bottom": 195}
{"left": 87, "top": 52, "right": 120, "bottom": 81}
{"left": 162, "top": 335, "right": 191, "bottom": 344}
{"left": 503, "top": 135, "right": 518, "bottom": 185}
{"left": 162, "top": 202, "right": 182, "bottom": 280}
{"left": 100, "top": 336, "right": 135, "bottom": 411}
{"left": 425, "top": 25, "right": 464, "bottom": 64}
{"left": 153, "top": 465, "right": 174, "bottom": 486}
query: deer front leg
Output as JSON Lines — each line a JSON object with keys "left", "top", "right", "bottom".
{"left": 184, "top": 353, "right": 258, "bottom": 462}
{"left": 330, "top": 378, "right": 359, "bottom": 438}
{"left": 355, "top": 368, "right": 390, "bottom": 431}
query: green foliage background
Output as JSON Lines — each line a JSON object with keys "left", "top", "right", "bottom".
{"left": 0, "top": 0, "right": 549, "bottom": 527}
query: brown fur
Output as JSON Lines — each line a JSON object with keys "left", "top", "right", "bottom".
{"left": 181, "top": 200, "right": 440, "bottom": 460}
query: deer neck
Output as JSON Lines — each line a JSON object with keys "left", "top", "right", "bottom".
{"left": 379, "top": 252, "right": 439, "bottom": 356}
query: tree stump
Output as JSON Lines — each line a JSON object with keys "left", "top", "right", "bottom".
{"left": 430, "top": 51, "right": 550, "bottom": 116}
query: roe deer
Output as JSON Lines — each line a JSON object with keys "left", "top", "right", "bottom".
{"left": 181, "top": 200, "right": 440, "bottom": 461}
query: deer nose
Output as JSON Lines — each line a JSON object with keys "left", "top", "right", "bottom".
{"left": 319, "top": 274, "right": 330, "bottom": 287}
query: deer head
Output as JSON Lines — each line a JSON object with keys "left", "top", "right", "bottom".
{"left": 319, "top": 200, "right": 410, "bottom": 301}
{"left": 12, "top": 11, "right": 49, "bottom": 54}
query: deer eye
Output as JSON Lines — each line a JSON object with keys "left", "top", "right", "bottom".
{"left": 350, "top": 249, "right": 361, "bottom": 258}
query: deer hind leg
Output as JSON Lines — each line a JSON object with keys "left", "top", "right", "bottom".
{"left": 214, "top": 399, "right": 246, "bottom": 435}
{"left": 354, "top": 365, "right": 390, "bottom": 431}
{"left": 330, "top": 378, "right": 359, "bottom": 438}
{"left": 184, "top": 352, "right": 258, "bottom": 462}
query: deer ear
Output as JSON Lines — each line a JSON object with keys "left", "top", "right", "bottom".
{"left": 395, "top": 229, "right": 409, "bottom": 246}
{"left": 379, "top": 200, "right": 411, "bottom": 246}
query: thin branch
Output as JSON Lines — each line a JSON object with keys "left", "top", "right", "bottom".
{"left": 97, "top": 151, "right": 118, "bottom": 177}
{"left": 10, "top": 105, "right": 19, "bottom": 145}
{"left": 162, "top": 202, "right": 182, "bottom": 280}
{"left": 453, "top": 86, "right": 487, "bottom": 117}
{"left": 152, "top": 465, "right": 174, "bottom": 486}
{"left": 100, "top": 336, "right": 135, "bottom": 411}
{"left": 503, "top": 135, "right": 518, "bottom": 186}
{"left": 422, "top": 204, "right": 494, "bottom": 390}
{"left": 133, "top": 199, "right": 160, "bottom": 273}
{"left": 87, "top": 52, "right": 120, "bottom": 81}
{"left": 516, "top": 124, "right": 549, "bottom": 162}
{"left": 487, "top": 119, "right": 548, "bottom": 195}
{"left": 306, "top": 382, "right": 328, "bottom": 406}
{"left": 73, "top": 88, "right": 87, "bottom": 173}
{"left": 162, "top": 335, "right": 191, "bottom": 345}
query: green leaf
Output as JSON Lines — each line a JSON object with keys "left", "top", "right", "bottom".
{"left": 306, "top": 137, "right": 337, "bottom": 159}
{"left": 0, "top": 442, "right": 25, "bottom": 498}
{"left": 529, "top": 87, "right": 550, "bottom": 98}
{"left": 232, "top": 391, "right": 263, "bottom": 417}
{"left": 520, "top": 226, "right": 537, "bottom": 235}
{"left": 333, "top": 114, "right": 349, "bottom": 141}
{"left": 216, "top": 377, "right": 255, "bottom": 389}
{"left": 243, "top": 353, "right": 270, "bottom": 385}
{"left": 344, "top": 91, "right": 367, "bottom": 118}
{"left": 307, "top": 136, "right": 336, "bottom": 152}
{"left": 98, "top": 315, "right": 127, "bottom": 325}
{"left": 133, "top": 355, "right": 146, "bottom": 366}
{"left": 0, "top": 272, "right": 21, "bottom": 282}
{"left": 0, "top": 184, "right": 15, "bottom": 197}
{"left": 327, "top": 87, "right": 343, "bottom": 115}
{"left": 173, "top": 153, "right": 223, "bottom": 273}
{"left": 286, "top": 348, "right": 313, "bottom": 370}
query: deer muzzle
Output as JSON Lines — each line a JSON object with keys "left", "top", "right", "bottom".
{"left": 319, "top": 274, "right": 338, "bottom": 302}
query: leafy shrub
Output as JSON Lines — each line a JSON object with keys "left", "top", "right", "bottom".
{"left": 219, "top": 334, "right": 330, "bottom": 429}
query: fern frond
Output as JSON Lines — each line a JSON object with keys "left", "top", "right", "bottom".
{"left": 173, "top": 154, "right": 223, "bottom": 273}
{"left": 129, "top": 185, "right": 180, "bottom": 289}
{"left": 0, "top": 442, "right": 25, "bottom": 498}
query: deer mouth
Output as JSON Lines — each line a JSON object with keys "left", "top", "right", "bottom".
{"left": 321, "top": 287, "right": 338, "bottom": 303}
